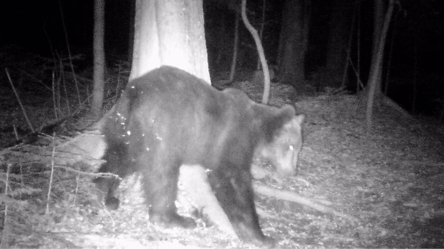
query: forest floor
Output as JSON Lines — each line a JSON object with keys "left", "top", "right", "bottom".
{"left": 1, "top": 78, "right": 444, "bottom": 249}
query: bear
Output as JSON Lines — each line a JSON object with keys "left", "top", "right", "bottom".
{"left": 92, "top": 66, "right": 304, "bottom": 248}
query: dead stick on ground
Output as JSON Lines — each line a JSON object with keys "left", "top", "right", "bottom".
{"left": 253, "top": 182, "right": 357, "bottom": 222}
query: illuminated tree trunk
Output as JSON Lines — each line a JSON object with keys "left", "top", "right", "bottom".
{"left": 130, "top": 0, "right": 210, "bottom": 82}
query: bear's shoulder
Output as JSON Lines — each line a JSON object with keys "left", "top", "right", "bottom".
{"left": 222, "top": 87, "right": 298, "bottom": 142}
{"left": 127, "top": 67, "right": 224, "bottom": 111}
{"left": 223, "top": 87, "right": 294, "bottom": 117}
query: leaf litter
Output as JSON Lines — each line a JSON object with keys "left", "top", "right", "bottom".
{"left": 2, "top": 92, "right": 444, "bottom": 248}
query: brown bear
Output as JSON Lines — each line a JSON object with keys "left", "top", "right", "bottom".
{"left": 92, "top": 66, "right": 304, "bottom": 248}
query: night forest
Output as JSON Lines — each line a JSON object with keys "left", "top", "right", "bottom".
{"left": 0, "top": 0, "right": 443, "bottom": 248}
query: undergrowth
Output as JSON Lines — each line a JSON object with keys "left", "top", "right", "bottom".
{"left": 0, "top": 48, "right": 131, "bottom": 248}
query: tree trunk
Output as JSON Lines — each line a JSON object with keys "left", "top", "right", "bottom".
{"left": 324, "top": 0, "right": 352, "bottom": 88}
{"left": 130, "top": 0, "right": 210, "bottom": 82}
{"left": 91, "top": 0, "right": 105, "bottom": 117}
{"left": 367, "top": 0, "right": 385, "bottom": 101}
{"left": 128, "top": 0, "right": 135, "bottom": 61}
{"left": 278, "top": 0, "right": 308, "bottom": 90}
{"left": 366, "top": 0, "right": 395, "bottom": 132}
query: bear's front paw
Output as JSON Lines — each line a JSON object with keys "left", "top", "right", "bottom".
{"left": 252, "top": 236, "right": 276, "bottom": 249}
{"left": 104, "top": 196, "right": 120, "bottom": 210}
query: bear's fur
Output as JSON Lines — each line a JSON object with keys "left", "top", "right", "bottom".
{"left": 93, "top": 66, "right": 304, "bottom": 247}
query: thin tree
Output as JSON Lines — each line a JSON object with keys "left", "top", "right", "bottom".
{"left": 366, "top": 0, "right": 395, "bottom": 132}
{"left": 91, "top": 0, "right": 105, "bottom": 117}
{"left": 241, "top": 0, "right": 270, "bottom": 104}
{"left": 256, "top": 0, "right": 267, "bottom": 70}
{"left": 368, "top": 0, "right": 385, "bottom": 100}
{"left": 229, "top": 11, "right": 240, "bottom": 82}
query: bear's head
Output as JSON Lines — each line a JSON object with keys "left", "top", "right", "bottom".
{"left": 254, "top": 105, "right": 305, "bottom": 177}
{"left": 223, "top": 88, "right": 305, "bottom": 178}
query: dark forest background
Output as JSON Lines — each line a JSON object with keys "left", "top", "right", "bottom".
{"left": 1, "top": 0, "right": 444, "bottom": 119}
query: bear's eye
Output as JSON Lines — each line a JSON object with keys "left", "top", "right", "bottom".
{"left": 281, "top": 144, "right": 294, "bottom": 151}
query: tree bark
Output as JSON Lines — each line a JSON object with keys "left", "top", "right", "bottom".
{"left": 130, "top": 0, "right": 210, "bottom": 82}
{"left": 91, "top": 0, "right": 105, "bottom": 117}
{"left": 130, "top": 0, "right": 159, "bottom": 80}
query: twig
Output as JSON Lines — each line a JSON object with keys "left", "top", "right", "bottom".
{"left": 5, "top": 68, "right": 35, "bottom": 133}
{"left": 57, "top": 0, "right": 81, "bottom": 105}
{"left": 252, "top": 164, "right": 355, "bottom": 220}
{"left": 0, "top": 163, "right": 11, "bottom": 249}
{"left": 46, "top": 133, "right": 57, "bottom": 215}
{"left": 13, "top": 125, "right": 19, "bottom": 140}
{"left": 52, "top": 71, "right": 58, "bottom": 119}
{"left": 53, "top": 165, "right": 116, "bottom": 178}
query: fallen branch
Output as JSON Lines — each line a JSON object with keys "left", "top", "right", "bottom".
{"left": 251, "top": 164, "right": 356, "bottom": 221}
{"left": 253, "top": 182, "right": 357, "bottom": 221}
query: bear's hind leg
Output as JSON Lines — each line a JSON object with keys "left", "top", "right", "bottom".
{"left": 139, "top": 156, "right": 196, "bottom": 229}
{"left": 94, "top": 142, "right": 132, "bottom": 210}
{"left": 94, "top": 176, "right": 121, "bottom": 210}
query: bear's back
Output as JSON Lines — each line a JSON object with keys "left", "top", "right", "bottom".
{"left": 119, "top": 67, "right": 255, "bottom": 167}
{"left": 127, "top": 67, "right": 226, "bottom": 117}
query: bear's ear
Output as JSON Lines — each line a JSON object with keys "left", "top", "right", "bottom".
{"left": 279, "top": 105, "right": 305, "bottom": 127}
{"left": 259, "top": 105, "right": 298, "bottom": 142}
{"left": 290, "top": 113, "right": 305, "bottom": 127}
{"left": 280, "top": 113, "right": 305, "bottom": 138}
